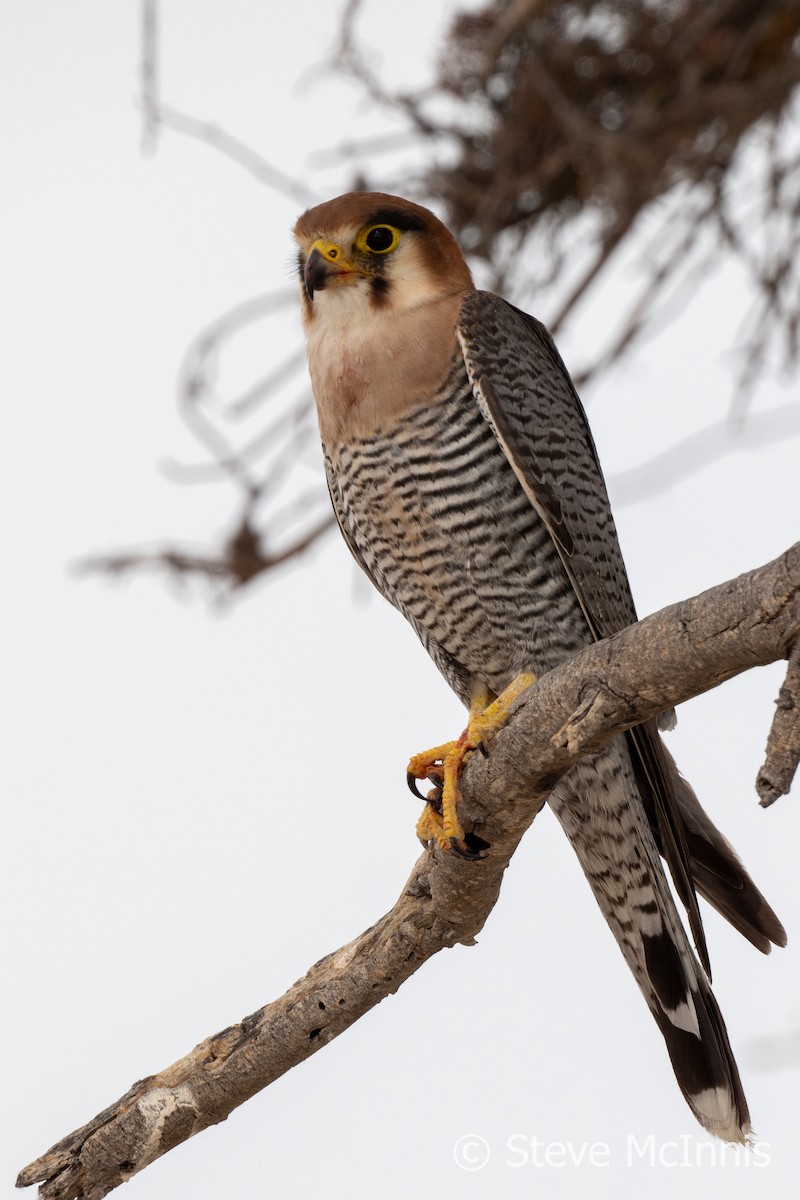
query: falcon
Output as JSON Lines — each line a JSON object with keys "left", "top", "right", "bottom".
{"left": 293, "top": 191, "right": 785, "bottom": 1143}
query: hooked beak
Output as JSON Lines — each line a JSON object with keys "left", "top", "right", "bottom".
{"left": 303, "top": 240, "right": 360, "bottom": 300}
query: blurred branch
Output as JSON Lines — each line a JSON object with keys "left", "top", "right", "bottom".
{"left": 136, "top": 0, "right": 315, "bottom": 202}
{"left": 745, "top": 1028, "right": 800, "bottom": 1072}
{"left": 608, "top": 401, "right": 800, "bottom": 505}
{"left": 139, "top": 0, "right": 159, "bottom": 155}
{"left": 18, "top": 543, "right": 800, "bottom": 1197}
{"left": 85, "top": 8, "right": 331, "bottom": 596}
{"left": 150, "top": 103, "right": 318, "bottom": 204}
{"left": 76, "top": 512, "right": 334, "bottom": 600}
{"left": 81, "top": 286, "right": 334, "bottom": 597}
{"left": 337, "top": 0, "right": 442, "bottom": 137}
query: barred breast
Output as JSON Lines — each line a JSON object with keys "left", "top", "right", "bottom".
{"left": 324, "top": 356, "right": 591, "bottom": 706}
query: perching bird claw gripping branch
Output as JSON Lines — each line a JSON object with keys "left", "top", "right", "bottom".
{"left": 17, "top": 543, "right": 800, "bottom": 1200}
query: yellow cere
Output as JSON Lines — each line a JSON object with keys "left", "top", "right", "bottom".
{"left": 310, "top": 239, "right": 345, "bottom": 262}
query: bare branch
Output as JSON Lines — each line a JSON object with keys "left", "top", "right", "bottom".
{"left": 139, "top": 0, "right": 159, "bottom": 156}
{"left": 336, "top": 0, "right": 442, "bottom": 138}
{"left": 80, "top": 283, "right": 333, "bottom": 595}
{"left": 75, "top": 512, "right": 335, "bottom": 600}
{"left": 135, "top": 1, "right": 314, "bottom": 203}
{"left": 758, "top": 638, "right": 800, "bottom": 806}
{"left": 608, "top": 402, "right": 800, "bottom": 506}
{"left": 18, "top": 544, "right": 800, "bottom": 1199}
{"left": 151, "top": 103, "right": 317, "bottom": 204}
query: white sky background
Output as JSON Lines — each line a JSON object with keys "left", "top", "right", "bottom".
{"left": 3, "top": 3, "right": 800, "bottom": 1199}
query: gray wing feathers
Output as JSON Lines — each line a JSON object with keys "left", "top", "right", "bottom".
{"left": 458, "top": 289, "right": 785, "bottom": 966}
{"left": 457, "top": 290, "right": 708, "bottom": 967}
{"left": 458, "top": 290, "right": 636, "bottom": 642}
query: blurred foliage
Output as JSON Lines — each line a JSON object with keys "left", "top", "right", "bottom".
{"left": 343, "top": 0, "right": 800, "bottom": 385}
{"left": 436, "top": 0, "right": 800, "bottom": 257}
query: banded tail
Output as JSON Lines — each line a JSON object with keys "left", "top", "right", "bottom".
{"left": 550, "top": 738, "right": 783, "bottom": 1142}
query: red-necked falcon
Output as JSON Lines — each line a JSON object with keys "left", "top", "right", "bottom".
{"left": 293, "top": 191, "right": 785, "bottom": 1143}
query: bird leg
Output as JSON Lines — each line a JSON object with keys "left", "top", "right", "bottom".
{"left": 408, "top": 672, "right": 536, "bottom": 853}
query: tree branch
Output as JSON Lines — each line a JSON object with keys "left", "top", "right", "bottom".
{"left": 18, "top": 544, "right": 800, "bottom": 1199}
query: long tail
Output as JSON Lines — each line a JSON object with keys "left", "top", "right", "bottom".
{"left": 658, "top": 744, "right": 786, "bottom": 954}
{"left": 549, "top": 739, "right": 751, "bottom": 1142}
{"left": 628, "top": 730, "right": 786, "bottom": 955}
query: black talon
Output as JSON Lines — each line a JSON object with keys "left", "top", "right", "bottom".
{"left": 477, "top": 741, "right": 489, "bottom": 758}
{"left": 407, "top": 767, "right": 444, "bottom": 801}
{"left": 449, "top": 832, "right": 491, "bottom": 861}
{"left": 407, "top": 772, "right": 427, "bottom": 800}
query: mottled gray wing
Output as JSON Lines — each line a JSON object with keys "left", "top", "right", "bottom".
{"left": 458, "top": 290, "right": 711, "bottom": 974}
{"left": 459, "top": 290, "right": 636, "bottom": 640}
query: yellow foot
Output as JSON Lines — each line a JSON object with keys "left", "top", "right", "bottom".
{"left": 407, "top": 672, "right": 536, "bottom": 855}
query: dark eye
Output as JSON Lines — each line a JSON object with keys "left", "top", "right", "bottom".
{"left": 364, "top": 225, "right": 398, "bottom": 253}
{"left": 365, "top": 226, "right": 394, "bottom": 252}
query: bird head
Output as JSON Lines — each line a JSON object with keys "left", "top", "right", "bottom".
{"left": 293, "top": 192, "right": 473, "bottom": 328}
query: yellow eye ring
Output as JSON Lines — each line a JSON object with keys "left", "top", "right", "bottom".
{"left": 356, "top": 224, "right": 400, "bottom": 255}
